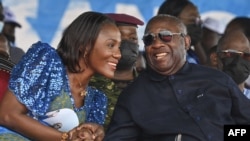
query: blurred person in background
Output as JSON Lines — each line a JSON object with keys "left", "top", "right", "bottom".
{"left": 224, "top": 17, "right": 250, "bottom": 89}
{"left": 2, "top": 6, "right": 25, "bottom": 64}
{"left": 201, "top": 17, "right": 224, "bottom": 58}
{"left": 206, "top": 45, "right": 220, "bottom": 69}
{"left": 158, "top": 0, "right": 207, "bottom": 65}
{"left": 224, "top": 16, "right": 250, "bottom": 38}
{"left": 0, "top": 1, "right": 15, "bottom": 102}
{"left": 0, "top": 0, "right": 4, "bottom": 31}
{"left": 0, "top": 33, "right": 15, "bottom": 101}
{"left": 217, "top": 30, "right": 250, "bottom": 99}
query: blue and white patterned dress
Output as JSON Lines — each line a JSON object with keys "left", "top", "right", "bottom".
{"left": 0, "top": 41, "right": 107, "bottom": 140}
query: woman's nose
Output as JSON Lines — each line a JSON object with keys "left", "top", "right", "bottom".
{"left": 151, "top": 37, "right": 165, "bottom": 48}
{"left": 113, "top": 49, "right": 121, "bottom": 59}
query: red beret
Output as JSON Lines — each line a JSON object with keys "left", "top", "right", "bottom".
{"left": 105, "top": 13, "right": 144, "bottom": 27}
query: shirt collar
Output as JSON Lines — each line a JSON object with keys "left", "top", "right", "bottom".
{"left": 147, "top": 62, "right": 191, "bottom": 81}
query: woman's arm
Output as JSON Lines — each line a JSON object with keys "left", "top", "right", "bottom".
{"left": 0, "top": 90, "right": 105, "bottom": 141}
{"left": 0, "top": 90, "right": 63, "bottom": 141}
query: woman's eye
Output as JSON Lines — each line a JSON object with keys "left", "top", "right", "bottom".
{"left": 108, "top": 43, "right": 115, "bottom": 48}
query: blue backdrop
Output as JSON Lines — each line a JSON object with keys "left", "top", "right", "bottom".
{"left": 2, "top": 0, "right": 250, "bottom": 51}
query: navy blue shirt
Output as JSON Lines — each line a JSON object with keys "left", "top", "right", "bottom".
{"left": 104, "top": 62, "right": 250, "bottom": 141}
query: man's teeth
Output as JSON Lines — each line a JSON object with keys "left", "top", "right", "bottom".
{"left": 156, "top": 53, "right": 167, "bottom": 59}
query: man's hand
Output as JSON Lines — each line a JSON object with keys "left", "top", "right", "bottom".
{"left": 68, "top": 122, "right": 104, "bottom": 141}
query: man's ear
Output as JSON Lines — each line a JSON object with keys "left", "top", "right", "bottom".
{"left": 184, "top": 35, "right": 191, "bottom": 51}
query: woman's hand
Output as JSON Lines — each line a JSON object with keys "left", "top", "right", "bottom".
{"left": 68, "top": 122, "right": 104, "bottom": 141}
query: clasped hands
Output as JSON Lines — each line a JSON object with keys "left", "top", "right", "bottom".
{"left": 67, "top": 122, "right": 104, "bottom": 141}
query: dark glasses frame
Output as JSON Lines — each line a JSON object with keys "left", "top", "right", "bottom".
{"left": 142, "top": 30, "right": 185, "bottom": 46}
{"left": 217, "top": 49, "right": 250, "bottom": 61}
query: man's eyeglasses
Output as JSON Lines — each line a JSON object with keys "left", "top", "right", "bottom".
{"left": 217, "top": 49, "right": 250, "bottom": 61}
{"left": 142, "top": 30, "right": 185, "bottom": 46}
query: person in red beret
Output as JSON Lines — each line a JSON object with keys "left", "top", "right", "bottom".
{"left": 105, "top": 13, "right": 145, "bottom": 85}
{"left": 89, "top": 13, "right": 145, "bottom": 130}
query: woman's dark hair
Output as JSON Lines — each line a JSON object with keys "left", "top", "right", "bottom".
{"left": 157, "top": 0, "right": 193, "bottom": 17}
{"left": 57, "top": 11, "right": 115, "bottom": 73}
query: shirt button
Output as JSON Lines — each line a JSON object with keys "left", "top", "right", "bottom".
{"left": 186, "top": 105, "right": 192, "bottom": 110}
{"left": 207, "top": 135, "right": 212, "bottom": 140}
{"left": 169, "top": 75, "right": 175, "bottom": 80}
{"left": 196, "top": 116, "right": 201, "bottom": 121}
{"left": 177, "top": 89, "right": 183, "bottom": 95}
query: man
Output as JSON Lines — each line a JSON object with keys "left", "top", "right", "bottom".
{"left": 89, "top": 13, "right": 145, "bottom": 129}
{"left": 224, "top": 17, "right": 250, "bottom": 89}
{"left": 2, "top": 6, "right": 25, "bottom": 64}
{"left": 104, "top": 14, "right": 250, "bottom": 141}
{"left": 217, "top": 30, "right": 250, "bottom": 99}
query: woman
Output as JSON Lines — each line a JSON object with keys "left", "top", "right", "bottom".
{"left": 0, "top": 11, "right": 121, "bottom": 141}
{"left": 89, "top": 13, "right": 145, "bottom": 130}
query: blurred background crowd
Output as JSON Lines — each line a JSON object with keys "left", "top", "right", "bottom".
{"left": 1, "top": 0, "right": 250, "bottom": 52}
